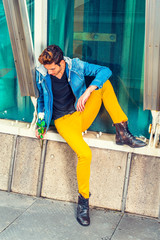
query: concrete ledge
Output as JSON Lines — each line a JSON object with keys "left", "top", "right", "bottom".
{"left": 0, "top": 119, "right": 159, "bottom": 157}
{"left": 0, "top": 120, "right": 160, "bottom": 218}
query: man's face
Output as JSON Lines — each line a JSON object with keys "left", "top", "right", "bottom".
{"left": 44, "top": 60, "right": 63, "bottom": 77}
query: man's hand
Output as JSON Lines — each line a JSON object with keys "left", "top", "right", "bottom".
{"left": 77, "top": 85, "right": 97, "bottom": 112}
{"left": 35, "top": 128, "right": 46, "bottom": 139}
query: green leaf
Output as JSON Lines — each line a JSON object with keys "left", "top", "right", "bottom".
{"left": 41, "top": 129, "right": 44, "bottom": 134}
{"left": 36, "top": 122, "right": 41, "bottom": 127}
{"left": 38, "top": 129, "right": 41, "bottom": 133}
{"left": 41, "top": 121, "right": 45, "bottom": 127}
{"left": 40, "top": 135, "right": 43, "bottom": 139}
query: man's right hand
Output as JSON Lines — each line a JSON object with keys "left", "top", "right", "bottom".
{"left": 35, "top": 128, "right": 46, "bottom": 139}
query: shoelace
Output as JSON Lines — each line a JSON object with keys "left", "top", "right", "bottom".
{"left": 125, "top": 126, "right": 135, "bottom": 138}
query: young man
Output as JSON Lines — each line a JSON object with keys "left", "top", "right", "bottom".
{"left": 35, "top": 45, "right": 146, "bottom": 226}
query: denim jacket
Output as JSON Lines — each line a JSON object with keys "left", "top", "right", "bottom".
{"left": 36, "top": 57, "right": 112, "bottom": 131}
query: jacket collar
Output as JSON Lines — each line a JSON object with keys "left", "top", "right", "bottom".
{"left": 36, "top": 64, "right": 48, "bottom": 77}
{"left": 64, "top": 56, "right": 72, "bottom": 69}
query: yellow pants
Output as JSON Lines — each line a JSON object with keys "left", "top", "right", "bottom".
{"left": 54, "top": 80, "right": 128, "bottom": 198}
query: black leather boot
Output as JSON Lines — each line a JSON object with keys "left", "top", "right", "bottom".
{"left": 114, "top": 121, "right": 147, "bottom": 148}
{"left": 77, "top": 193, "right": 90, "bottom": 226}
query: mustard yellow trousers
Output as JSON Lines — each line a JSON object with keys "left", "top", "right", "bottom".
{"left": 55, "top": 80, "right": 128, "bottom": 198}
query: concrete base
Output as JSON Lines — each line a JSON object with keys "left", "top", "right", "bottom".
{"left": 90, "top": 148, "right": 128, "bottom": 210}
{"left": 0, "top": 129, "right": 159, "bottom": 218}
{"left": 42, "top": 141, "right": 78, "bottom": 202}
{"left": 0, "top": 133, "right": 14, "bottom": 191}
{"left": 126, "top": 154, "right": 160, "bottom": 217}
{"left": 11, "top": 136, "right": 42, "bottom": 196}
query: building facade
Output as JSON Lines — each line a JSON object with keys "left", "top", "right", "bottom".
{"left": 0, "top": 0, "right": 151, "bottom": 138}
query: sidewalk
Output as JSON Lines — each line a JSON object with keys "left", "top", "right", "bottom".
{"left": 0, "top": 191, "right": 159, "bottom": 240}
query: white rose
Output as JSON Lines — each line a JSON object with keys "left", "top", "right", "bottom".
{"left": 38, "top": 112, "right": 45, "bottom": 120}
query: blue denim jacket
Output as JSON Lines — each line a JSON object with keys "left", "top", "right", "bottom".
{"left": 36, "top": 57, "right": 112, "bottom": 131}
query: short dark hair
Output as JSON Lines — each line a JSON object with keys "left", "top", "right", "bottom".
{"left": 38, "top": 45, "right": 63, "bottom": 65}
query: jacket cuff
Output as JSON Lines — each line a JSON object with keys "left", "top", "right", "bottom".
{"left": 89, "top": 79, "right": 104, "bottom": 89}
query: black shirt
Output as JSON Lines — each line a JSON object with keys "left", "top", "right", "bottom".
{"left": 51, "top": 70, "right": 76, "bottom": 120}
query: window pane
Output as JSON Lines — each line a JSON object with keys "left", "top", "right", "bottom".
{"left": 48, "top": 0, "right": 151, "bottom": 137}
{"left": 0, "top": 0, "right": 34, "bottom": 122}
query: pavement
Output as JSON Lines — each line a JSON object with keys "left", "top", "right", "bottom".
{"left": 0, "top": 191, "right": 159, "bottom": 240}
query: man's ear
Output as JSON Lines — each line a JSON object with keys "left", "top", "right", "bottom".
{"left": 60, "top": 59, "right": 65, "bottom": 67}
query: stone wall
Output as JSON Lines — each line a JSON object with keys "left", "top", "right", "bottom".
{"left": 0, "top": 133, "right": 159, "bottom": 218}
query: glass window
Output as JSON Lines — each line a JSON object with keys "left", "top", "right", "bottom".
{"left": 48, "top": 0, "right": 151, "bottom": 137}
{"left": 0, "top": 0, "right": 34, "bottom": 123}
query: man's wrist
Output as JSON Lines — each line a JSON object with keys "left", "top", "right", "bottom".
{"left": 87, "top": 85, "right": 97, "bottom": 94}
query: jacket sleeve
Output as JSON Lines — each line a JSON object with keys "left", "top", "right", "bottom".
{"left": 36, "top": 70, "right": 45, "bottom": 120}
{"left": 79, "top": 59, "right": 112, "bottom": 89}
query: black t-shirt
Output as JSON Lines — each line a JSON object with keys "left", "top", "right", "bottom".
{"left": 51, "top": 70, "right": 76, "bottom": 120}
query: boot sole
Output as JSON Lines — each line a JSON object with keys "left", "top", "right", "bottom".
{"left": 116, "top": 142, "right": 147, "bottom": 148}
{"left": 76, "top": 217, "right": 90, "bottom": 226}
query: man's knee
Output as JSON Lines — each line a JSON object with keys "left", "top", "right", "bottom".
{"left": 78, "top": 147, "right": 92, "bottom": 163}
{"left": 103, "top": 79, "right": 112, "bottom": 90}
